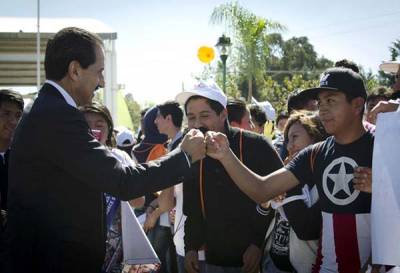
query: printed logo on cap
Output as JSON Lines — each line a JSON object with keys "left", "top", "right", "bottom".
{"left": 320, "top": 73, "right": 330, "bottom": 87}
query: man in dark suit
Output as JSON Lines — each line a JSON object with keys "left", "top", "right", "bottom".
{"left": 4, "top": 27, "right": 205, "bottom": 273}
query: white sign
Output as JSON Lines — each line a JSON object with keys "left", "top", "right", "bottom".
{"left": 372, "top": 112, "right": 400, "bottom": 265}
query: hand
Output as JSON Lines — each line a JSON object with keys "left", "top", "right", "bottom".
{"left": 353, "top": 167, "right": 372, "bottom": 193}
{"left": 169, "top": 208, "right": 176, "bottom": 224}
{"left": 143, "top": 211, "right": 158, "bottom": 232}
{"left": 242, "top": 244, "right": 261, "bottom": 273}
{"left": 184, "top": 250, "right": 199, "bottom": 273}
{"left": 181, "top": 129, "right": 206, "bottom": 163}
{"left": 273, "top": 193, "right": 286, "bottom": 203}
{"left": 205, "top": 131, "right": 230, "bottom": 161}
{"left": 368, "top": 100, "right": 399, "bottom": 124}
{"left": 370, "top": 264, "right": 382, "bottom": 273}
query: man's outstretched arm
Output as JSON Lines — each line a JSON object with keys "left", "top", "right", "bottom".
{"left": 205, "top": 131, "right": 300, "bottom": 204}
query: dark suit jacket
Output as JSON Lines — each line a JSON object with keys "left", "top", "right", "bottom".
{"left": 0, "top": 149, "right": 9, "bottom": 210}
{"left": 5, "top": 83, "right": 190, "bottom": 273}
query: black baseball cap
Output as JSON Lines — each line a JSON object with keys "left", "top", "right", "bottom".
{"left": 300, "top": 67, "right": 367, "bottom": 100}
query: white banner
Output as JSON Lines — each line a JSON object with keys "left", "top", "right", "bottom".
{"left": 371, "top": 112, "right": 400, "bottom": 265}
{"left": 121, "top": 201, "right": 160, "bottom": 265}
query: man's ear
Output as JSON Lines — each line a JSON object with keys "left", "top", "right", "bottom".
{"left": 352, "top": 97, "right": 365, "bottom": 116}
{"left": 67, "top": 60, "right": 82, "bottom": 81}
{"left": 166, "top": 114, "right": 172, "bottom": 123}
{"left": 219, "top": 108, "right": 228, "bottom": 121}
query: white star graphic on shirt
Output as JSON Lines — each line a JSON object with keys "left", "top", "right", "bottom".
{"left": 328, "top": 162, "right": 353, "bottom": 197}
{"left": 322, "top": 157, "right": 360, "bottom": 206}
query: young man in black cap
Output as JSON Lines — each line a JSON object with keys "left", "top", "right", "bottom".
{"left": 206, "top": 67, "right": 373, "bottom": 273}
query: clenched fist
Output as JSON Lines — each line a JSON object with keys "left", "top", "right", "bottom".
{"left": 205, "top": 131, "right": 230, "bottom": 161}
{"left": 181, "top": 129, "right": 206, "bottom": 163}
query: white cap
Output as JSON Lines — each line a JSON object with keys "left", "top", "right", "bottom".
{"left": 259, "top": 100, "right": 276, "bottom": 120}
{"left": 116, "top": 129, "right": 136, "bottom": 147}
{"left": 175, "top": 81, "right": 227, "bottom": 108}
{"left": 251, "top": 97, "right": 276, "bottom": 120}
{"left": 379, "top": 61, "right": 400, "bottom": 74}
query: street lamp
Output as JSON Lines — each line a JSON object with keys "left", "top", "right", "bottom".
{"left": 216, "top": 34, "right": 231, "bottom": 93}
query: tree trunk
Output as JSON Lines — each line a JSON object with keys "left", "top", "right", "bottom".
{"left": 247, "top": 77, "right": 252, "bottom": 103}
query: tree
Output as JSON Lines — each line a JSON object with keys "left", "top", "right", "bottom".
{"left": 264, "top": 34, "right": 333, "bottom": 83}
{"left": 378, "top": 38, "right": 400, "bottom": 86}
{"left": 259, "top": 74, "right": 319, "bottom": 114}
{"left": 358, "top": 67, "right": 379, "bottom": 94}
{"left": 124, "top": 93, "right": 142, "bottom": 131}
{"left": 210, "top": 1, "right": 285, "bottom": 102}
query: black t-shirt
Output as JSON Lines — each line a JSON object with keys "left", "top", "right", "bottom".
{"left": 285, "top": 132, "right": 374, "bottom": 272}
{"left": 286, "top": 132, "right": 373, "bottom": 214}
{"left": 269, "top": 212, "right": 295, "bottom": 272}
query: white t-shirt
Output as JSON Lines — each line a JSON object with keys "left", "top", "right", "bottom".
{"left": 111, "top": 148, "right": 137, "bottom": 166}
{"left": 173, "top": 183, "right": 205, "bottom": 260}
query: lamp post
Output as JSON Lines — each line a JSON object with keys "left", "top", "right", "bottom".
{"left": 216, "top": 34, "right": 231, "bottom": 93}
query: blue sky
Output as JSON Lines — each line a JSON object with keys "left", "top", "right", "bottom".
{"left": 2, "top": 0, "right": 400, "bottom": 105}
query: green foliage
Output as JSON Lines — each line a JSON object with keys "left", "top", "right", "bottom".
{"left": 207, "top": 2, "right": 399, "bottom": 113}
{"left": 264, "top": 34, "right": 333, "bottom": 83}
{"left": 210, "top": 1, "right": 285, "bottom": 101}
{"left": 124, "top": 93, "right": 142, "bottom": 131}
{"left": 378, "top": 39, "right": 400, "bottom": 87}
{"left": 258, "top": 74, "right": 319, "bottom": 114}
{"left": 208, "top": 2, "right": 334, "bottom": 113}
{"left": 358, "top": 68, "right": 380, "bottom": 94}
{"left": 390, "top": 39, "right": 400, "bottom": 60}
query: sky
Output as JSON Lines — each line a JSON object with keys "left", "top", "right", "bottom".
{"left": 1, "top": 0, "right": 400, "bottom": 105}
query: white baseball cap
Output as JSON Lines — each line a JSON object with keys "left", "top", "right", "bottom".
{"left": 251, "top": 97, "right": 276, "bottom": 120}
{"left": 259, "top": 100, "right": 276, "bottom": 121}
{"left": 175, "top": 81, "right": 227, "bottom": 108}
{"left": 116, "top": 129, "right": 136, "bottom": 147}
{"left": 379, "top": 61, "right": 400, "bottom": 74}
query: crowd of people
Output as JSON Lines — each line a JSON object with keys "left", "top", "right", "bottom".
{"left": 0, "top": 26, "right": 399, "bottom": 273}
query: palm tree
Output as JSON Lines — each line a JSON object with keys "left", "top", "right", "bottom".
{"left": 210, "top": 1, "right": 285, "bottom": 102}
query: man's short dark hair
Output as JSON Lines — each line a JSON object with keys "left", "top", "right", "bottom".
{"left": 0, "top": 89, "right": 24, "bottom": 111}
{"left": 184, "top": 95, "right": 224, "bottom": 115}
{"left": 227, "top": 99, "right": 248, "bottom": 124}
{"left": 249, "top": 104, "right": 267, "bottom": 126}
{"left": 287, "top": 90, "right": 312, "bottom": 114}
{"left": 45, "top": 27, "right": 103, "bottom": 81}
{"left": 334, "top": 59, "right": 360, "bottom": 73}
{"left": 157, "top": 101, "right": 183, "bottom": 128}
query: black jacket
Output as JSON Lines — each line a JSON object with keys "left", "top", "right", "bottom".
{"left": 183, "top": 127, "right": 282, "bottom": 267}
{"left": 0, "top": 149, "right": 9, "bottom": 211}
{"left": 5, "top": 83, "right": 191, "bottom": 273}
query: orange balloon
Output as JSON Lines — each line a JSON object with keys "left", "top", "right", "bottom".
{"left": 197, "top": 46, "right": 215, "bottom": 64}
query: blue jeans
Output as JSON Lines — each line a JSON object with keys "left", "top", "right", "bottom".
{"left": 177, "top": 255, "right": 185, "bottom": 273}
{"left": 147, "top": 224, "right": 175, "bottom": 273}
{"left": 177, "top": 255, "right": 209, "bottom": 273}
